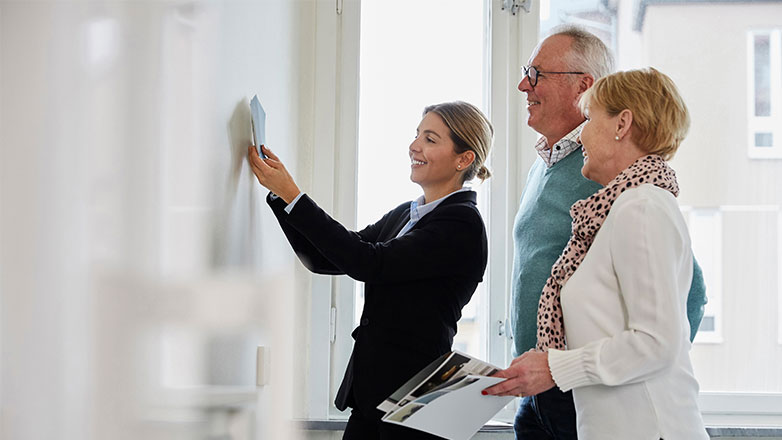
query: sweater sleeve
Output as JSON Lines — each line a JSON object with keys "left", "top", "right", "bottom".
{"left": 549, "top": 194, "right": 690, "bottom": 391}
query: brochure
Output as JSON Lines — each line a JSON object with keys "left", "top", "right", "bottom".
{"left": 250, "top": 95, "right": 267, "bottom": 158}
{"left": 378, "top": 351, "right": 513, "bottom": 440}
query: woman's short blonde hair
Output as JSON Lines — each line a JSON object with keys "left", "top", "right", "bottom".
{"left": 424, "top": 101, "right": 494, "bottom": 182}
{"left": 579, "top": 67, "right": 690, "bottom": 160}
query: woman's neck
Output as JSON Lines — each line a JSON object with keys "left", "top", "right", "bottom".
{"left": 422, "top": 182, "right": 464, "bottom": 205}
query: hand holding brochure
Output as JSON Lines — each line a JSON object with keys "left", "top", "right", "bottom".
{"left": 378, "top": 351, "right": 513, "bottom": 440}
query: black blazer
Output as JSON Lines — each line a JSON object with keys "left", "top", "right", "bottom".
{"left": 267, "top": 190, "right": 488, "bottom": 417}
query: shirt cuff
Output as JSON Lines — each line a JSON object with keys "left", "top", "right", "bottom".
{"left": 548, "top": 348, "right": 594, "bottom": 392}
{"left": 284, "top": 192, "right": 305, "bottom": 214}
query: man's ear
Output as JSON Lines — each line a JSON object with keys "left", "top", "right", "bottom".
{"left": 578, "top": 74, "right": 595, "bottom": 95}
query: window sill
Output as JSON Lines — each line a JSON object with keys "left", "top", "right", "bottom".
{"left": 293, "top": 419, "right": 782, "bottom": 437}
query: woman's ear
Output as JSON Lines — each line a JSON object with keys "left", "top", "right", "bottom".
{"left": 459, "top": 150, "right": 476, "bottom": 170}
{"left": 616, "top": 109, "right": 633, "bottom": 139}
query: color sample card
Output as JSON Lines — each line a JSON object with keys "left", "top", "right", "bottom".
{"left": 250, "top": 95, "right": 266, "bottom": 158}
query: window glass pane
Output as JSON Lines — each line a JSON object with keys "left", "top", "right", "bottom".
{"left": 755, "top": 132, "right": 773, "bottom": 147}
{"left": 699, "top": 316, "right": 715, "bottom": 332}
{"left": 356, "top": 0, "right": 488, "bottom": 359}
{"left": 544, "top": 1, "right": 782, "bottom": 395}
{"left": 754, "top": 33, "right": 771, "bottom": 117}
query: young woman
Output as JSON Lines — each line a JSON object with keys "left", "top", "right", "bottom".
{"left": 247, "top": 101, "right": 493, "bottom": 439}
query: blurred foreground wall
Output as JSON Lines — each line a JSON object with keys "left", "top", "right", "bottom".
{"left": 0, "top": 1, "right": 316, "bottom": 438}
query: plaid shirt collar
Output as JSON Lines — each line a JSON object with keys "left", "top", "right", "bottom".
{"left": 535, "top": 120, "right": 586, "bottom": 167}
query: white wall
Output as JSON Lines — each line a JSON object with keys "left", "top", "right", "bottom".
{"left": 0, "top": 1, "right": 317, "bottom": 439}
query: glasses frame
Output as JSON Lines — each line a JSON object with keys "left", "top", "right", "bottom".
{"left": 522, "top": 65, "right": 585, "bottom": 87}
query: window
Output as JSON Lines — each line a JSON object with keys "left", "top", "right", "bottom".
{"left": 355, "top": 0, "right": 489, "bottom": 360}
{"left": 748, "top": 29, "right": 782, "bottom": 158}
{"left": 309, "top": 0, "right": 782, "bottom": 426}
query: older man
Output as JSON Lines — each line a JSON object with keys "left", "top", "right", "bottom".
{"left": 485, "top": 26, "right": 706, "bottom": 439}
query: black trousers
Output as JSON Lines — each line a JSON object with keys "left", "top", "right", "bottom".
{"left": 342, "top": 404, "right": 447, "bottom": 440}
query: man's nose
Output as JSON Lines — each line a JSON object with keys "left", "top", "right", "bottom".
{"left": 518, "top": 74, "right": 532, "bottom": 92}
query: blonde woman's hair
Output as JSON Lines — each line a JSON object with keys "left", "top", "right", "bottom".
{"left": 579, "top": 67, "right": 690, "bottom": 160}
{"left": 423, "top": 101, "right": 494, "bottom": 183}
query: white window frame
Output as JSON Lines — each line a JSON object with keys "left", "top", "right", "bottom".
{"left": 779, "top": 209, "right": 782, "bottom": 345}
{"left": 302, "top": 0, "right": 361, "bottom": 420}
{"left": 747, "top": 29, "right": 782, "bottom": 159}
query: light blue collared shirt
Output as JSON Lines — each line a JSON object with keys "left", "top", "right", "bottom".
{"left": 269, "top": 191, "right": 305, "bottom": 213}
{"left": 395, "top": 187, "right": 471, "bottom": 238}
{"left": 283, "top": 192, "right": 304, "bottom": 214}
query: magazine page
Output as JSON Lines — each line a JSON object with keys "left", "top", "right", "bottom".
{"left": 377, "top": 351, "right": 499, "bottom": 415}
{"left": 382, "top": 375, "right": 512, "bottom": 440}
{"left": 377, "top": 351, "right": 455, "bottom": 414}
{"left": 378, "top": 351, "right": 512, "bottom": 440}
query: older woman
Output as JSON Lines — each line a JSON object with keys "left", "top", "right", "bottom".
{"left": 484, "top": 68, "right": 708, "bottom": 439}
{"left": 248, "top": 101, "right": 492, "bottom": 440}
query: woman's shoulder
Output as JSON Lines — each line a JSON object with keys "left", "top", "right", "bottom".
{"left": 612, "top": 184, "right": 679, "bottom": 213}
{"left": 608, "top": 184, "right": 687, "bottom": 238}
{"left": 436, "top": 190, "right": 480, "bottom": 212}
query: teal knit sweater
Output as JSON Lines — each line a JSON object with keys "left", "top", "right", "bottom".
{"left": 510, "top": 150, "right": 707, "bottom": 356}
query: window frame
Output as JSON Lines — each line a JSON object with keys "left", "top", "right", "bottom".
{"left": 747, "top": 28, "right": 782, "bottom": 159}
{"left": 779, "top": 208, "right": 782, "bottom": 346}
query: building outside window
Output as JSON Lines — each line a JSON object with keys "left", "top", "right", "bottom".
{"left": 748, "top": 29, "right": 782, "bottom": 158}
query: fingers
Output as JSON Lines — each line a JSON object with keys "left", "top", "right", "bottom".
{"left": 261, "top": 145, "right": 280, "bottom": 161}
{"left": 492, "top": 368, "right": 513, "bottom": 379}
{"left": 482, "top": 378, "right": 522, "bottom": 397}
{"left": 247, "top": 146, "right": 272, "bottom": 186}
{"left": 249, "top": 145, "right": 286, "bottom": 173}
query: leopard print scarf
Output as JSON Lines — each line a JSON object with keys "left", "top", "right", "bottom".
{"left": 536, "top": 154, "right": 680, "bottom": 351}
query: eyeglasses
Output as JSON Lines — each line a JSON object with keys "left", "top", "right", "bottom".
{"left": 521, "top": 65, "right": 585, "bottom": 87}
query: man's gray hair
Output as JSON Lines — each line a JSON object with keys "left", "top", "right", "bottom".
{"left": 548, "top": 24, "right": 615, "bottom": 80}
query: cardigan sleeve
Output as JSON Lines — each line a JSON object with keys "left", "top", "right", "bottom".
{"left": 283, "top": 193, "right": 484, "bottom": 284}
{"left": 549, "top": 193, "right": 691, "bottom": 391}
